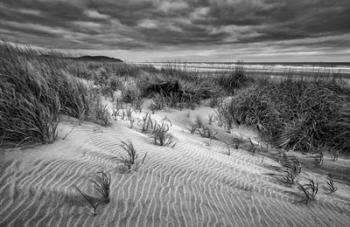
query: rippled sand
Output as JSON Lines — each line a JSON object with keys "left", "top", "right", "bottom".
{"left": 1, "top": 106, "right": 350, "bottom": 227}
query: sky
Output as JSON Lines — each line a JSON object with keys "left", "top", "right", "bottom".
{"left": 0, "top": 0, "right": 350, "bottom": 62}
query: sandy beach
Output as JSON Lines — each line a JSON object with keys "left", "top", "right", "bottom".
{"left": 1, "top": 103, "right": 349, "bottom": 227}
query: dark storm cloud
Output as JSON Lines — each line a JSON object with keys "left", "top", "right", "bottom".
{"left": 0, "top": 0, "right": 349, "bottom": 59}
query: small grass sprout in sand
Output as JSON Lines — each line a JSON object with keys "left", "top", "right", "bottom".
{"left": 75, "top": 171, "right": 111, "bottom": 216}
{"left": 195, "top": 115, "right": 204, "bottom": 128}
{"left": 282, "top": 169, "right": 297, "bottom": 185}
{"left": 224, "top": 142, "right": 231, "bottom": 155}
{"left": 129, "top": 118, "right": 135, "bottom": 129}
{"left": 92, "top": 171, "right": 111, "bottom": 204}
{"left": 327, "top": 175, "right": 337, "bottom": 193}
{"left": 208, "top": 113, "right": 215, "bottom": 125}
{"left": 116, "top": 140, "right": 147, "bottom": 171}
{"left": 132, "top": 96, "right": 144, "bottom": 113}
{"left": 77, "top": 107, "right": 87, "bottom": 125}
{"left": 298, "top": 179, "right": 319, "bottom": 205}
{"left": 279, "top": 154, "right": 302, "bottom": 185}
{"left": 151, "top": 121, "right": 176, "bottom": 147}
{"left": 232, "top": 136, "right": 244, "bottom": 149}
{"left": 150, "top": 93, "right": 166, "bottom": 113}
{"left": 189, "top": 115, "right": 204, "bottom": 134}
{"left": 121, "top": 109, "right": 126, "bottom": 120}
{"left": 95, "top": 101, "right": 111, "bottom": 127}
{"left": 190, "top": 116, "right": 217, "bottom": 140}
{"left": 62, "top": 126, "right": 75, "bottom": 140}
{"left": 248, "top": 138, "right": 257, "bottom": 155}
{"left": 331, "top": 149, "right": 339, "bottom": 161}
{"left": 112, "top": 108, "right": 119, "bottom": 121}
{"left": 138, "top": 112, "right": 154, "bottom": 133}
{"left": 314, "top": 151, "right": 324, "bottom": 166}
{"left": 112, "top": 98, "right": 123, "bottom": 120}
{"left": 197, "top": 126, "right": 217, "bottom": 140}
{"left": 279, "top": 153, "right": 302, "bottom": 175}
{"left": 75, "top": 186, "right": 100, "bottom": 216}
{"left": 126, "top": 108, "right": 133, "bottom": 120}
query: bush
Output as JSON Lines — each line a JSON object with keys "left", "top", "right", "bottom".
{"left": 220, "top": 79, "right": 350, "bottom": 153}
{"left": 121, "top": 82, "right": 141, "bottom": 103}
{"left": 142, "top": 77, "right": 218, "bottom": 110}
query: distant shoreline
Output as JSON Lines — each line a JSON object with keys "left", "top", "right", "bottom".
{"left": 139, "top": 62, "right": 350, "bottom": 67}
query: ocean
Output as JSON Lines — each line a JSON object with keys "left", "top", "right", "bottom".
{"left": 140, "top": 62, "right": 350, "bottom": 79}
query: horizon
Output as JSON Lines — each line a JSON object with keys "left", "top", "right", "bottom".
{"left": 1, "top": 0, "right": 350, "bottom": 62}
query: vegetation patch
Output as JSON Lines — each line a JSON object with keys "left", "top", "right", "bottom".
{"left": 219, "top": 79, "right": 350, "bottom": 153}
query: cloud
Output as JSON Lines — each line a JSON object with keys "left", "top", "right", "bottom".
{"left": 84, "top": 10, "right": 110, "bottom": 20}
{"left": 0, "top": 0, "right": 349, "bottom": 61}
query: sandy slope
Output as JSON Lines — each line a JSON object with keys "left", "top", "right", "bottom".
{"left": 1, "top": 106, "right": 350, "bottom": 227}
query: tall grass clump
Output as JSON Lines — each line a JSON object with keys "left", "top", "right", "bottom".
{"left": 219, "top": 78, "right": 350, "bottom": 153}
{"left": 0, "top": 44, "right": 60, "bottom": 145}
{"left": 216, "top": 61, "right": 252, "bottom": 93}
{"left": 0, "top": 43, "right": 89, "bottom": 146}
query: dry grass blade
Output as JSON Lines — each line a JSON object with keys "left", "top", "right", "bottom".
{"left": 75, "top": 186, "right": 99, "bottom": 216}
{"left": 139, "top": 112, "right": 154, "bottom": 133}
{"left": 118, "top": 140, "right": 138, "bottom": 169}
{"left": 314, "top": 151, "right": 324, "bottom": 166}
{"left": 327, "top": 175, "right": 337, "bottom": 193}
{"left": 298, "top": 179, "right": 319, "bottom": 205}
{"left": 282, "top": 169, "right": 296, "bottom": 185}
{"left": 208, "top": 114, "right": 214, "bottom": 125}
{"left": 248, "top": 138, "right": 257, "bottom": 155}
{"left": 91, "top": 171, "right": 111, "bottom": 204}
{"left": 114, "top": 140, "right": 147, "bottom": 171}
{"left": 232, "top": 137, "right": 244, "bottom": 149}
{"left": 279, "top": 153, "right": 302, "bottom": 175}
{"left": 62, "top": 126, "right": 75, "bottom": 140}
{"left": 95, "top": 100, "right": 111, "bottom": 127}
{"left": 151, "top": 121, "right": 176, "bottom": 147}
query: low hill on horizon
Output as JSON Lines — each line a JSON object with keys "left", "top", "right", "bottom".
{"left": 40, "top": 54, "right": 123, "bottom": 62}
{"left": 76, "top": 55, "right": 123, "bottom": 62}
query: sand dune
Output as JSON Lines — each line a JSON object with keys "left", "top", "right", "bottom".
{"left": 1, "top": 107, "right": 350, "bottom": 227}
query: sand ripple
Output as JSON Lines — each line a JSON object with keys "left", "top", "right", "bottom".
{"left": 0, "top": 121, "right": 349, "bottom": 227}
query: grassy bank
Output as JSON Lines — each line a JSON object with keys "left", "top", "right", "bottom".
{"left": 1, "top": 43, "right": 349, "bottom": 155}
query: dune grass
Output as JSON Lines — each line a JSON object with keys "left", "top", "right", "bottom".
{"left": 298, "top": 179, "right": 319, "bottom": 204}
{"left": 219, "top": 78, "right": 350, "bottom": 154}
{"left": 116, "top": 140, "right": 147, "bottom": 170}
{"left": 2, "top": 42, "right": 349, "bottom": 156}
{"left": 327, "top": 175, "right": 338, "bottom": 193}
{"left": 151, "top": 121, "right": 176, "bottom": 147}
{"left": 0, "top": 43, "right": 89, "bottom": 145}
